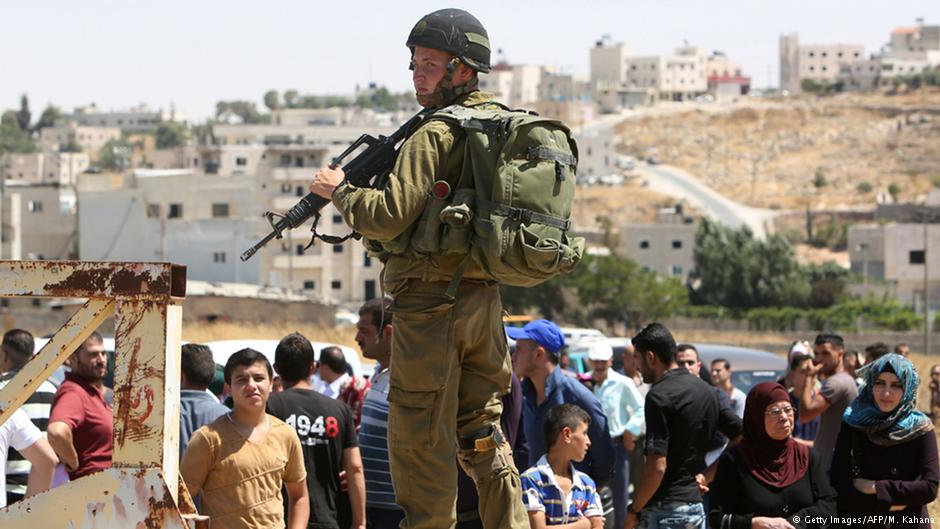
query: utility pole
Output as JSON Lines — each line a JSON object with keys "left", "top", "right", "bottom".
{"left": 925, "top": 216, "right": 930, "bottom": 355}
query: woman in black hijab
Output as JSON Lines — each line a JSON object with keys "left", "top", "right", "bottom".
{"left": 710, "top": 382, "right": 836, "bottom": 529}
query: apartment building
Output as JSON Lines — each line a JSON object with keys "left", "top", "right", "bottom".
{"left": 2, "top": 151, "right": 89, "bottom": 186}
{"left": 848, "top": 222, "right": 940, "bottom": 310}
{"left": 590, "top": 39, "right": 632, "bottom": 89}
{"left": 478, "top": 63, "right": 544, "bottom": 108}
{"left": 66, "top": 103, "right": 187, "bottom": 133}
{"left": 619, "top": 208, "right": 697, "bottom": 280}
{"left": 624, "top": 45, "right": 708, "bottom": 101}
{"left": 1, "top": 182, "right": 77, "bottom": 260}
{"left": 779, "top": 33, "right": 864, "bottom": 93}
{"left": 39, "top": 122, "right": 121, "bottom": 161}
{"left": 839, "top": 21, "right": 940, "bottom": 90}
{"left": 706, "top": 51, "right": 751, "bottom": 98}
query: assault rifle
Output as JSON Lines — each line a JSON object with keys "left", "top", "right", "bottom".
{"left": 240, "top": 110, "right": 430, "bottom": 262}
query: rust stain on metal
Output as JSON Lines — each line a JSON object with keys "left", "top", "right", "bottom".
{"left": 37, "top": 262, "right": 172, "bottom": 299}
{"left": 140, "top": 487, "right": 176, "bottom": 529}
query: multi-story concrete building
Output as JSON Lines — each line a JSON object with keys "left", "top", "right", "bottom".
{"left": 838, "top": 21, "right": 940, "bottom": 91}
{"left": 0, "top": 182, "right": 77, "bottom": 260}
{"left": 39, "top": 122, "right": 121, "bottom": 161}
{"left": 2, "top": 151, "right": 89, "bottom": 186}
{"left": 479, "top": 63, "right": 544, "bottom": 108}
{"left": 590, "top": 38, "right": 632, "bottom": 89}
{"left": 619, "top": 207, "right": 697, "bottom": 280}
{"left": 66, "top": 103, "right": 187, "bottom": 133}
{"left": 624, "top": 45, "right": 708, "bottom": 101}
{"left": 779, "top": 33, "right": 864, "bottom": 93}
{"left": 76, "top": 111, "right": 394, "bottom": 303}
{"left": 848, "top": 222, "right": 940, "bottom": 311}
{"left": 706, "top": 51, "right": 751, "bottom": 98}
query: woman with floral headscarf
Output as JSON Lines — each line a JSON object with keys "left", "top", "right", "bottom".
{"left": 710, "top": 382, "right": 836, "bottom": 529}
{"left": 830, "top": 353, "right": 939, "bottom": 528}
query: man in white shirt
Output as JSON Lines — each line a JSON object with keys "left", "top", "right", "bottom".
{"left": 589, "top": 340, "right": 644, "bottom": 529}
{"left": 0, "top": 407, "right": 57, "bottom": 507}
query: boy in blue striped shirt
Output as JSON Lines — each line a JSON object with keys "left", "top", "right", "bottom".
{"left": 521, "top": 404, "right": 604, "bottom": 528}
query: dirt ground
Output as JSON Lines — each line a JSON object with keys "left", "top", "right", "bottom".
{"left": 611, "top": 89, "right": 940, "bottom": 212}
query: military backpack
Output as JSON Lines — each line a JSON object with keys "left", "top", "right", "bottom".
{"left": 411, "top": 104, "right": 585, "bottom": 291}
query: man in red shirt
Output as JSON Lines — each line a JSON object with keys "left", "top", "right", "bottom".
{"left": 47, "top": 332, "right": 112, "bottom": 479}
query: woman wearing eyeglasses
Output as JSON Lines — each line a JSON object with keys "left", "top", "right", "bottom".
{"left": 830, "top": 354, "right": 938, "bottom": 528}
{"left": 709, "top": 382, "right": 836, "bottom": 529}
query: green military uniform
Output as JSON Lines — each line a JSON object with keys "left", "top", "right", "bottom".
{"left": 333, "top": 90, "right": 528, "bottom": 529}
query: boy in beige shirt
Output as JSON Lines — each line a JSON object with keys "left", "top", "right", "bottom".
{"left": 182, "top": 348, "right": 308, "bottom": 529}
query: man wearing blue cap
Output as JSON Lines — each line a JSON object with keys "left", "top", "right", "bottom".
{"left": 509, "top": 320, "right": 615, "bottom": 491}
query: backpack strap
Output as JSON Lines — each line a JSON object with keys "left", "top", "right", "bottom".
{"left": 477, "top": 200, "right": 571, "bottom": 231}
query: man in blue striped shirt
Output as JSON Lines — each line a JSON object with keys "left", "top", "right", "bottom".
{"left": 355, "top": 298, "right": 404, "bottom": 529}
{"left": 521, "top": 404, "right": 604, "bottom": 528}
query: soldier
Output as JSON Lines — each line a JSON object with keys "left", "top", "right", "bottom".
{"left": 309, "top": 9, "right": 528, "bottom": 529}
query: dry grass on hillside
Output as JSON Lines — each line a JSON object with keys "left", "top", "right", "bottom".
{"left": 571, "top": 179, "right": 693, "bottom": 230}
{"left": 613, "top": 90, "right": 940, "bottom": 211}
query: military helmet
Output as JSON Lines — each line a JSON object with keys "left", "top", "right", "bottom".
{"left": 406, "top": 8, "right": 491, "bottom": 73}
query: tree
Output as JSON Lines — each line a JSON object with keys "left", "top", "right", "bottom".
{"left": 16, "top": 94, "right": 31, "bottom": 132}
{"left": 500, "top": 279, "right": 570, "bottom": 322}
{"left": 154, "top": 122, "right": 188, "bottom": 149}
{"left": 215, "top": 100, "right": 263, "bottom": 124}
{"left": 98, "top": 138, "right": 134, "bottom": 171}
{"left": 0, "top": 111, "right": 37, "bottom": 155}
{"left": 804, "top": 261, "right": 848, "bottom": 308}
{"left": 568, "top": 254, "right": 688, "bottom": 330}
{"left": 35, "top": 104, "right": 63, "bottom": 130}
{"left": 813, "top": 167, "right": 827, "bottom": 188}
{"left": 283, "top": 89, "right": 299, "bottom": 109}
{"left": 689, "top": 219, "right": 811, "bottom": 310}
{"left": 263, "top": 90, "right": 280, "bottom": 111}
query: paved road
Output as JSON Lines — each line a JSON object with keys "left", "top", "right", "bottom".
{"left": 639, "top": 164, "right": 777, "bottom": 239}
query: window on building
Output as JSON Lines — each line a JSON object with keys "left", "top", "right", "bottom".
{"left": 236, "top": 157, "right": 247, "bottom": 166}
{"left": 294, "top": 156, "right": 304, "bottom": 168}
{"left": 821, "top": 52, "right": 828, "bottom": 58}
{"left": 809, "top": 66, "right": 815, "bottom": 72}
{"left": 27, "top": 201, "right": 43, "bottom": 213}
{"left": 303, "top": 280, "right": 315, "bottom": 290}
{"left": 640, "top": 240, "right": 650, "bottom": 249}
{"left": 333, "top": 214, "right": 342, "bottom": 224}
{"left": 672, "top": 265, "right": 683, "bottom": 276}
{"left": 296, "top": 244, "right": 305, "bottom": 255}
{"left": 672, "top": 240, "right": 682, "bottom": 249}
{"left": 822, "top": 66, "right": 828, "bottom": 72}
{"left": 364, "top": 252, "right": 372, "bottom": 268}
{"left": 333, "top": 245, "right": 343, "bottom": 254}
{"left": 281, "top": 183, "right": 292, "bottom": 193}
{"left": 146, "top": 204, "right": 161, "bottom": 218}
{"left": 808, "top": 52, "right": 815, "bottom": 57}
{"left": 854, "top": 52, "right": 860, "bottom": 58}
{"left": 331, "top": 280, "right": 342, "bottom": 290}
{"left": 296, "top": 186, "right": 305, "bottom": 197}
{"left": 212, "top": 203, "right": 230, "bottom": 218}
{"left": 168, "top": 203, "right": 183, "bottom": 218}
{"left": 910, "top": 250, "right": 926, "bottom": 264}
{"left": 213, "top": 252, "right": 226, "bottom": 263}
{"left": 838, "top": 52, "right": 844, "bottom": 58}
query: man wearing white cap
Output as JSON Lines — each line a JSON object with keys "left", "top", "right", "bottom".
{"left": 778, "top": 340, "right": 820, "bottom": 445}
{"left": 589, "top": 340, "right": 645, "bottom": 529}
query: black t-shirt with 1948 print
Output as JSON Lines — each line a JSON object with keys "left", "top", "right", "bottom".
{"left": 267, "top": 386, "right": 359, "bottom": 529}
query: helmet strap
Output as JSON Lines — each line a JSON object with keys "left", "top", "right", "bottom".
{"left": 416, "top": 56, "right": 479, "bottom": 108}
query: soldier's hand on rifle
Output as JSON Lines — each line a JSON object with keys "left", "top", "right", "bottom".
{"left": 310, "top": 166, "right": 345, "bottom": 199}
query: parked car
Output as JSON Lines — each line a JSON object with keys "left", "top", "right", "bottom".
{"left": 693, "top": 344, "right": 785, "bottom": 394}
{"left": 647, "top": 156, "right": 660, "bottom": 165}
{"left": 560, "top": 327, "right": 607, "bottom": 351}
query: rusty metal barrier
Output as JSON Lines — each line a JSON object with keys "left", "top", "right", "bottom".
{"left": 0, "top": 261, "right": 209, "bottom": 528}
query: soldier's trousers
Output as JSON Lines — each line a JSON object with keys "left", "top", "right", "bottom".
{"left": 385, "top": 278, "right": 528, "bottom": 529}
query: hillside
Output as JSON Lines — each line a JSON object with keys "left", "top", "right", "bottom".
{"left": 611, "top": 89, "right": 940, "bottom": 211}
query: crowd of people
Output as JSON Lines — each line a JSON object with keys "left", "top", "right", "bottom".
{"left": 2, "top": 310, "right": 939, "bottom": 528}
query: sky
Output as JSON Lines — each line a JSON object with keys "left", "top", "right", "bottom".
{"left": 2, "top": 1, "right": 937, "bottom": 122}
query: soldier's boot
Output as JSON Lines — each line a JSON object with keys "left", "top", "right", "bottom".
{"left": 457, "top": 424, "right": 529, "bottom": 529}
